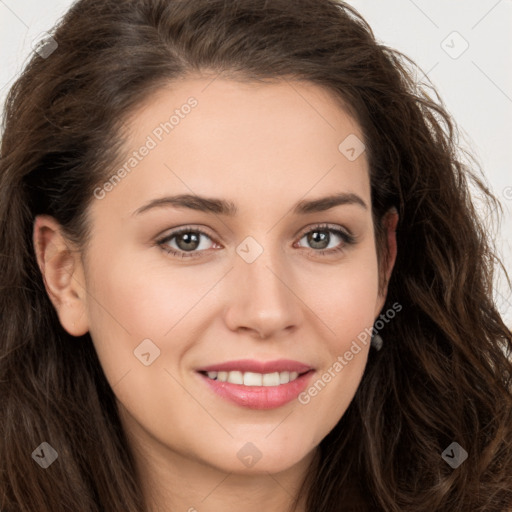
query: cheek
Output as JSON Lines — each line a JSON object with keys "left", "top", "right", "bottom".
{"left": 84, "top": 246, "right": 224, "bottom": 389}
{"left": 295, "top": 251, "right": 379, "bottom": 424}
{"left": 83, "top": 248, "right": 173, "bottom": 384}
{"left": 306, "top": 249, "right": 381, "bottom": 341}
{"left": 86, "top": 248, "right": 192, "bottom": 334}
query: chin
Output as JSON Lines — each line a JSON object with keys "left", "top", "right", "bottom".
{"left": 206, "top": 441, "right": 314, "bottom": 476}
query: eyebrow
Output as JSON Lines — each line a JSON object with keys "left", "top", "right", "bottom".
{"left": 132, "top": 192, "right": 368, "bottom": 217}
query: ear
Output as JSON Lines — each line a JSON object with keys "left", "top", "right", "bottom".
{"left": 374, "top": 207, "right": 399, "bottom": 315}
{"left": 382, "top": 207, "right": 398, "bottom": 289}
{"left": 32, "top": 214, "right": 89, "bottom": 336}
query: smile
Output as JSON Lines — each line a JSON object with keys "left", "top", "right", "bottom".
{"left": 202, "top": 370, "right": 301, "bottom": 386}
{"left": 196, "top": 359, "right": 315, "bottom": 409}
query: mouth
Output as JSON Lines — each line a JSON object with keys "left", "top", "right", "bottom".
{"left": 195, "top": 359, "right": 315, "bottom": 409}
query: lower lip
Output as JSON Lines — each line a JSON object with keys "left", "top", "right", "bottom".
{"left": 198, "top": 371, "right": 315, "bottom": 410}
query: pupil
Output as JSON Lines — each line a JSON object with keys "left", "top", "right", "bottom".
{"left": 177, "top": 232, "right": 199, "bottom": 251}
{"left": 308, "top": 230, "right": 328, "bottom": 249}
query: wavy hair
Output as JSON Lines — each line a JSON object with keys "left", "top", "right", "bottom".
{"left": 1, "top": 0, "right": 511, "bottom": 510}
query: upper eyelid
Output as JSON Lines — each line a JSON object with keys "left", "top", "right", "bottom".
{"left": 157, "top": 225, "right": 215, "bottom": 243}
{"left": 296, "top": 223, "right": 353, "bottom": 238}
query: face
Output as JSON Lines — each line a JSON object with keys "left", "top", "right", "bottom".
{"left": 35, "top": 77, "right": 396, "bottom": 479}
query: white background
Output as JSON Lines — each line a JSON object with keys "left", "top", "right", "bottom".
{"left": 1, "top": 0, "right": 511, "bottom": 326}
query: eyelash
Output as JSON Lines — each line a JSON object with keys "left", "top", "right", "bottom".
{"left": 156, "top": 223, "right": 356, "bottom": 260}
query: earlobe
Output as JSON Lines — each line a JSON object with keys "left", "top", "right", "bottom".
{"left": 33, "top": 215, "right": 89, "bottom": 337}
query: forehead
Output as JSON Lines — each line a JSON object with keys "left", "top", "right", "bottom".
{"left": 94, "top": 76, "right": 370, "bottom": 219}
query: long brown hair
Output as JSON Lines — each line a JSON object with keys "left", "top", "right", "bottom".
{"left": 1, "top": 0, "right": 511, "bottom": 510}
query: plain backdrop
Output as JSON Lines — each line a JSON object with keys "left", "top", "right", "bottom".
{"left": 1, "top": 0, "right": 511, "bottom": 326}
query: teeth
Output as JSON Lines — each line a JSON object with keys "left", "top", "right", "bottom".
{"left": 227, "top": 370, "right": 243, "bottom": 385}
{"left": 243, "top": 371, "right": 262, "bottom": 386}
{"left": 205, "top": 370, "right": 302, "bottom": 386}
{"left": 262, "top": 372, "right": 280, "bottom": 386}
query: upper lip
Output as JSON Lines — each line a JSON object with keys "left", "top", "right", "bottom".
{"left": 197, "top": 359, "right": 313, "bottom": 374}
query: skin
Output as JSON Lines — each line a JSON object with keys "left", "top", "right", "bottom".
{"left": 33, "top": 76, "right": 397, "bottom": 512}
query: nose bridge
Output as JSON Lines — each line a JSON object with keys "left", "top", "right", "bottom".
{"left": 237, "top": 234, "right": 290, "bottom": 304}
{"left": 224, "top": 233, "right": 301, "bottom": 337}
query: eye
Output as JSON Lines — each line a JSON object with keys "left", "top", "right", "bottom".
{"left": 156, "top": 223, "right": 356, "bottom": 259}
{"left": 294, "top": 223, "right": 355, "bottom": 256}
{"left": 157, "top": 227, "right": 216, "bottom": 259}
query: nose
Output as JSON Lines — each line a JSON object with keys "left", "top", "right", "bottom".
{"left": 223, "top": 241, "right": 303, "bottom": 339}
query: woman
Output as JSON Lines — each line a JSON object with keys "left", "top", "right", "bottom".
{"left": 1, "top": 0, "right": 511, "bottom": 510}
